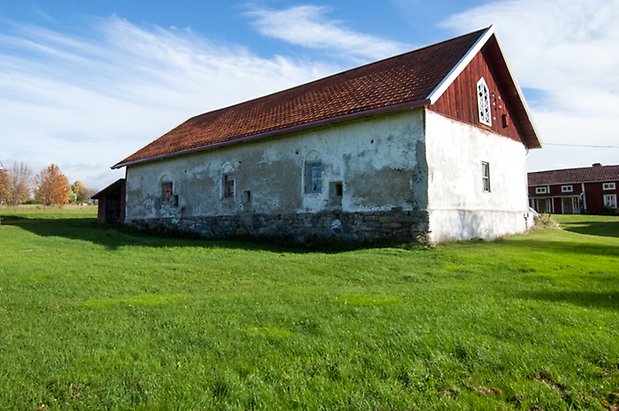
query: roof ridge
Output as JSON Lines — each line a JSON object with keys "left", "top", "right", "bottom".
{"left": 529, "top": 164, "right": 619, "bottom": 174}
{"left": 113, "top": 26, "right": 528, "bottom": 169}
{"left": 183, "top": 27, "right": 490, "bottom": 123}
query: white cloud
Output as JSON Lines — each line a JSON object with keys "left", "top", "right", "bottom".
{"left": 0, "top": 16, "right": 338, "bottom": 190}
{"left": 247, "top": 5, "right": 409, "bottom": 61}
{"left": 440, "top": 0, "right": 619, "bottom": 170}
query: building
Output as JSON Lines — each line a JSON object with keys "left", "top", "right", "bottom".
{"left": 107, "top": 25, "right": 541, "bottom": 243}
{"left": 528, "top": 164, "right": 619, "bottom": 214}
{"left": 91, "top": 179, "right": 126, "bottom": 223}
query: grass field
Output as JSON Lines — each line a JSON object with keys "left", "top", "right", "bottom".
{"left": 0, "top": 206, "right": 617, "bottom": 409}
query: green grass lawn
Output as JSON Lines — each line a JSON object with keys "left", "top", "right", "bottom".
{"left": 0, "top": 207, "right": 617, "bottom": 410}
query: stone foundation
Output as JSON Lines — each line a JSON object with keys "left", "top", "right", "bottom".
{"left": 127, "top": 209, "right": 429, "bottom": 243}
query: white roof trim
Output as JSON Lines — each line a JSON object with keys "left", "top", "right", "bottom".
{"left": 426, "top": 25, "right": 495, "bottom": 104}
{"left": 491, "top": 30, "right": 543, "bottom": 146}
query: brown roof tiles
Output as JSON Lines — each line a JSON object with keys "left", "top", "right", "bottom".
{"left": 528, "top": 164, "right": 619, "bottom": 186}
{"left": 113, "top": 28, "right": 503, "bottom": 168}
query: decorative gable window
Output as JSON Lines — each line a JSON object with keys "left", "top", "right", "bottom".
{"left": 161, "top": 181, "right": 173, "bottom": 203}
{"left": 561, "top": 185, "right": 573, "bottom": 193}
{"left": 477, "top": 77, "right": 492, "bottom": 126}
{"left": 481, "top": 161, "right": 491, "bottom": 192}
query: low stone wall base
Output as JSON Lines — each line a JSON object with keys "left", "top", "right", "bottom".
{"left": 127, "top": 210, "right": 430, "bottom": 243}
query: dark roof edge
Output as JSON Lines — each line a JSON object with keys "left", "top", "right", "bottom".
{"left": 91, "top": 178, "right": 126, "bottom": 199}
{"left": 528, "top": 165, "right": 619, "bottom": 174}
{"left": 112, "top": 99, "right": 430, "bottom": 169}
{"left": 529, "top": 178, "right": 619, "bottom": 185}
{"left": 426, "top": 25, "right": 494, "bottom": 104}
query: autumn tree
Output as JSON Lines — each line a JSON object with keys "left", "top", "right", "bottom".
{"left": 8, "top": 161, "right": 33, "bottom": 205}
{"left": 0, "top": 167, "right": 10, "bottom": 204}
{"left": 34, "top": 164, "right": 70, "bottom": 205}
{"left": 70, "top": 180, "right": 89, "bottom": 203}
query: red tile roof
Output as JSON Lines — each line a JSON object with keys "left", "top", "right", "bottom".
{"left": 114, "top": 27, "right": 535, "bottom": 168}
{"left": 528, "top": 165, "right": 619, "bottom": 186}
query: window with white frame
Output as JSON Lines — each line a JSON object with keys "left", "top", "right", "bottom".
{"left": 561, "top": 185, "right": 573, "bottom": 193}
{"left": 481, "top": 162, "right": 491, "bottom": 192}
{"left": 535, "top": 186, "right": 548, "bottom": 194}
{"left": 603, "top": 182, "right": 616, "bottom": 191}
{"left": 477, "top": 77, "right": 492, "bottom": 126}
{"left": 603, "top": 194, "right": 617, "bottom": 208}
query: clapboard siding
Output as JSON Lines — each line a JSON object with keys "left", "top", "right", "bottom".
{"left": 429, "top": 47, "right": 526, "bottom": 144}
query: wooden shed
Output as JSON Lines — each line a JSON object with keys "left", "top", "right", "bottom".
{"left": 91, "top": 179, "right": 126, "bottom": 223}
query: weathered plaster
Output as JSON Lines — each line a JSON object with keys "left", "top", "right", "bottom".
{"left": 124, "top": 107, "right": 532, "bottom": 243}
{"left": 125, "top": 109, "right": 429, "bottom": 240}
{"left": 424, "top": 109, "right": 532, "bottom": 242}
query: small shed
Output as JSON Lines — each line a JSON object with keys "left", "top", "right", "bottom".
{"left": 91, "top": 179, "right": 126, "bottom": 223}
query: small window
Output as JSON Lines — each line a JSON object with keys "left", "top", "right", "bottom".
{"left": 305, "top": 161, "right": 322, "bottom": 194}
{"left": 481, "top": 162, "right": 491, "bottom": 192}
{"left": 535, "top": 186, "right": 548, "bottom": 194}
{"left": 161, "top": 181, "right": 173, "bottom": 203}
{"left": 223, "top": 174, "right": 235, "bottom": 199}
{"left": 561, "top": 185, "right": 573, "bottom": 193}
{"left": 603, "top": 182, "right": 616, "bottom": 191}
{"left": 603, "top": 194, "right": 617, "bottom": 208}
{"left": 477, "top": 77, "right": 492, "bottom": 127}
{"left": 329, "top": 181, "right": 343, "bottom": 197}
{"left": 242, "top": 190, "right": 251, "bottom": 204}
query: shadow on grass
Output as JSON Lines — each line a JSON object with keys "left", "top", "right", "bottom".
{"left": 560, "top": 220, "right": 619, "bottom": 238}
{"left": 499, "top": 238, "right": 619, "bottom": 258}
{"left": 1, "top": 215, "right": 212, "bottom": 251}
{"left": 0, "top": 215, "right": 414, "bottom": 253}
{"left": 519, "top": 290, "right": 619, "bottom": 311}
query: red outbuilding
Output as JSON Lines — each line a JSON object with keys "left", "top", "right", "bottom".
{"left": 528, "top": 164, "right": 619, "bottom": 214}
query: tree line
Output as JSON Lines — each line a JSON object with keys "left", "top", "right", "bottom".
{"left": 0, "top": 161, "right": 95, "bottom": 206}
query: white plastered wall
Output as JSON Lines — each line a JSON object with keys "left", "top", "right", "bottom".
{"left": 425, "top": 110, "right": 532, "bottom": 243}
{"left": 124, "top": 109, "right": 428, "bottom": 222}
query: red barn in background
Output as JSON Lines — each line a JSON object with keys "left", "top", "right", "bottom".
{"left": 528, "top": 164, "right": 619, "bottom": 214}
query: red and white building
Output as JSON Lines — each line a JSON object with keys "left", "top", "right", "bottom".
{"left": 103, "top": 26, "right": 542, "bottom": 243}
{"left": 528, "top": 164, "right": 619, "bottom": 214}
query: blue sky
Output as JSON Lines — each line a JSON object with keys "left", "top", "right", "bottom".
{"left": 1, "top": 0, "right": 618, "bottom": 189}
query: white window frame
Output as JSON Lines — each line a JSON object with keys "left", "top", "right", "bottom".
{"left": 477, "top": 77, "right": 492, "bottom": 127}
{"left": 535, "top": 186, "right": 548, "bottom": 194}
{"left": 603, "top": 182, "right": 616, "bottom": 191}
{"left": 561, "top": 185, "right": 573, "bottom": 193}
{"left": 603, "top": 194, "right": 617, "bottom": 208}
{"left": 481, "top": 161, "right": 491, "bottom": 192}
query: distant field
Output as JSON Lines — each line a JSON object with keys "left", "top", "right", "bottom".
{"left": 0, "top": 206, "right": 617, "bottom": 409}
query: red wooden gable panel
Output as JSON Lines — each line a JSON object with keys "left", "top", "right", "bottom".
{"left": 428, "top": 46, "right": 526, "bottom": 145}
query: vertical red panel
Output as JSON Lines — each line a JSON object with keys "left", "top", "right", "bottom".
{"left": 428, "top": 48, "right": 526, "bottom": 144}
